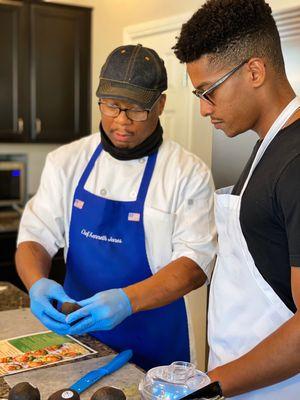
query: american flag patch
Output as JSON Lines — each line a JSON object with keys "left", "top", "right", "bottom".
{"left": 128, "top": 212, "right": 140, "bottom": 222}
{"left": 74, "top": 199, "right": 84, "bottom": 209}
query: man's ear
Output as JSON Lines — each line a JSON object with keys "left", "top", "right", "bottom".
{"left": 158, "top": 94, "right": 167, "bottom": 115}
{"left": 246, "top": 58, "right": 267, "bottom": 88}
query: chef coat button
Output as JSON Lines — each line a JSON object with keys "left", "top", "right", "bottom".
{"left": 139, "top": 158, "right": 145, "bottom": 164}
{"left": 100, "top": 188, "right": 107, "bottom": 196}
{"left": 130, "top": 191, "right": 137, "bottom": 199}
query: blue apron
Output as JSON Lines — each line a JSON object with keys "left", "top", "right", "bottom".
{"left": 64, "top": 143, "right": 190, "bottom": 370}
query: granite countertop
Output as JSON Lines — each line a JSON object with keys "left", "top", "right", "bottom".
{"left": 0, "top": 282, "right": 29, "bottom": 311}
{"left": 0, "top": 282, "right": 115, "bottom": 398}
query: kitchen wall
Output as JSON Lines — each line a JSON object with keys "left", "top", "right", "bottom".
{"left": 1, "top": 0, "right": 300, "bottom": 193}
{"left": 211, "top": 2, "right": 300, "bottom": 188}
{"left": 0, "top": 0, "right": 204, "bottom": 195}
{"left": 50, "top": 0, "right": 300, "bottom": 134}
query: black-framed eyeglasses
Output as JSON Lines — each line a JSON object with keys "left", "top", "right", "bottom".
{"left": 192, "top": 60, "right": 248, "bottom": 105}
{"left": 98, "top": 95, "right": 161, "bottom": 122}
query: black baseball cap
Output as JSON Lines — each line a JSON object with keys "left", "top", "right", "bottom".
{"left": 96, "top": 44, "right": 168, "bottom": 109}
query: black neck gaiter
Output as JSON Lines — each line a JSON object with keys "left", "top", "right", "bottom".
{"left": 100, "top": 120, "right": 163, "bottom": 161}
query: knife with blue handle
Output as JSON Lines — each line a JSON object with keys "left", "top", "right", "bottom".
{"left": 70, "top": 349, "right": 133, "bottom": 394}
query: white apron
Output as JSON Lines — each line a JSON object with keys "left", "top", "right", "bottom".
{"left": 208, "top": 96, "right": 300, "bottom": 399}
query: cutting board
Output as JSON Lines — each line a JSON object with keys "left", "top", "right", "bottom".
{"left": 5, "top": 355, "right": 143, "bottom": 400}
{"left": 1, "top": 309, "right": 144, "bottom": 400}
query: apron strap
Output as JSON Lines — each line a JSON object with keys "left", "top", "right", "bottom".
{"left": 240, "top": 96, "right": 300, "bottom": 197}
{"left": 136, "top": 151, "right": 158, "bottom": 204}
{"left": 77, "top": 143, "right": 102, "bottom": 190}
{"left": 77, "top": 142, "right": 158, "bottom": 204}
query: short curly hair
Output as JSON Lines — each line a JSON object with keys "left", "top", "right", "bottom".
{"left": 173, "top": 0, "right": 285, "bottom": 73}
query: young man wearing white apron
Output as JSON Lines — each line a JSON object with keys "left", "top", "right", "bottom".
{"left": 16, "top": 44, "right": 217, "bottom": 370}
{"left": 174, "top": 0, "right": 300, "bottom": 398}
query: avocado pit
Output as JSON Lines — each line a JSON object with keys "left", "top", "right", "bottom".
{"left": 61, "top": 302, "right": 81, "bottom": 315}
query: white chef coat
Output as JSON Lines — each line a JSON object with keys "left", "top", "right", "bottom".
{"left": 18, "top": 132, "right": 216, "bottom": 278}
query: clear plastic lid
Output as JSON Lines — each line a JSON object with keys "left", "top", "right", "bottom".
{"left": 139, "top": 361, "right": 211, "bottom": 400}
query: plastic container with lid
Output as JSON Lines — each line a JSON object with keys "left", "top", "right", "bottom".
{"left": 139, "top": 361, "right": 211, "bottom": 400}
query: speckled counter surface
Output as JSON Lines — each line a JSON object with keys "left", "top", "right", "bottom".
{"left": 0, "top": 282, "right": 115, "bottom": 398}
{"left": 0, "top": 282, "right": 29, "bottom": 311}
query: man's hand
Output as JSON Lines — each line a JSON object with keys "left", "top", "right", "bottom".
{"left": 29, "top": 277, "right": 74, "bottom": 335}
{"left": 66, "top": 289, "right": 132, "bottom": 335}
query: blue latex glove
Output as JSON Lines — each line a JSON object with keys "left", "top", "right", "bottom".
{"left": 66, "top": 289, "right": 132, "bottom": 335}
{"left": 29, "top": 277, "right": 74, "bottom": 335}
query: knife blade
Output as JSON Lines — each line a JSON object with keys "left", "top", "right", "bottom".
{"left": 70, "top": 349, "right": 133, "bottom": 394}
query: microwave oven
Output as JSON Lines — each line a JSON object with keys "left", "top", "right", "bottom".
{"left": 0, "top": 161, "right": 26, "bottom": 207}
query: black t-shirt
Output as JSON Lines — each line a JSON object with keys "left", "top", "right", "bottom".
{"left": 232, "top": 119, "right": 300, "bottom": 313}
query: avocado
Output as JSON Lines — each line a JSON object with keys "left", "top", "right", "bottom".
{"left": 61, "top": 302, "right": 81, "bottom": 315}
{"left": 8, "top": 382, "right": 40, "bottom": 400}
{"left": 91, "top": 386, "right": 126, "bottom": 400}
{"left": 47, "top": 388, "right": 80, "bottom": 400}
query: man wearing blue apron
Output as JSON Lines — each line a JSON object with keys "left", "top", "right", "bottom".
{"left": 174, "top": 0, "right": 300, "bottom": 398}
{"left": 16, "top": 44, "right": 217, "bottom": 370}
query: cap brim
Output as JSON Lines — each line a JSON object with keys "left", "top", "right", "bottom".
{"left": 96, "top": 79, "right": 161, "bottom": 109}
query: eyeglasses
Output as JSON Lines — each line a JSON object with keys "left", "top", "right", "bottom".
{"left": 192, "top": 60, "right": 248, "bottom": 105}
{"left": 98, "top": 95, "right": 161, "bottom": 122}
